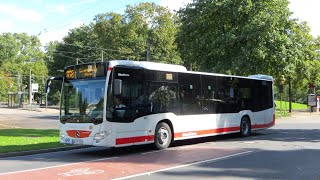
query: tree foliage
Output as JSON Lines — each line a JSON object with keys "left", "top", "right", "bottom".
{"left": 94, "top": 2, "right": 181, "bottom": 63}
{"left": 47, "top": 2, "right": 181, "bottom": 73}
{"left": 0, "top": 33, "right": 47, "bottom": 102}
{"left": 177, "top": 0, "right": 319, "bottom": 103}
{"left": 177, "top": 0, "right": 315, "bottom": 76}
{"left": 46, "top": 24, "right": 98, "bottom": 76}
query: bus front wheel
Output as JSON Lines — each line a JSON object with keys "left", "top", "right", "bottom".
{"left": 240, "top": 116, "right": 251, "bottom": 137}
{"left": 154, "top": 122, "right": 172, "bottom": 150}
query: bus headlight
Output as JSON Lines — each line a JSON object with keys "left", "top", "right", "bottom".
{"left": 94, "top": 131, "right": 109, "bottom": 141}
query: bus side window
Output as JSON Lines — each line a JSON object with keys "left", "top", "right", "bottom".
{"left": 178, "top": 73, "right": 202, "bottom": 115}
{"left": 201, "top": 75, "right": 218, "bottom": 114}
{"left": 147, "top": 82, "right": 178, "bottom": 114}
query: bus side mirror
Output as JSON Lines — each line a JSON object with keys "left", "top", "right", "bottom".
{"left": 114, "top": 79, "right": 122, "bottom": 95}
{"left": 45, "top": 76, "right": 63, "bottom": 94}
{"left": 45, "top": 80, "right": 52, "bottom": 93}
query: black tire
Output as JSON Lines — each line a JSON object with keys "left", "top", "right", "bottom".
{"left": 240, "top": 116, "right": 251, "bottom": 137}
{"left": 154, "top": 122, "right": 172, "bottom": 150}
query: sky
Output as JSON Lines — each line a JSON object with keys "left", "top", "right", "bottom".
{"left": 0, "top": 0, "right": 319, "bottom": 46}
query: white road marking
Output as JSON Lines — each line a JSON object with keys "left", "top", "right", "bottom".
{"left": 0, "top": 156, "right": 119, "bottom": 176}
{"left": 113, "top": 150, "right": 255, "bottom": 180}
{"left": 58, "top": 168, "right": 104, "bottom": 177}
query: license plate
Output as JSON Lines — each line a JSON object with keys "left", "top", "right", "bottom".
{"left": 64, "top": 138, "right": 72, "bottom": 144}
{"left": 72, "top": 139, "right": 83, "bottom": 145}
{"left": 64, "top": 138, "right": 83, "bottom": 145}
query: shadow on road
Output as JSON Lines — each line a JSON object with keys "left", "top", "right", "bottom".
{"left": 157, "top": 148, "right": 320, "bottom": 180}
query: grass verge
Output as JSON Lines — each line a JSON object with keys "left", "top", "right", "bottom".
{"left": 0, "top": 129, "right": 68, "bottom": 153}
{"left": 275, "top": 100, "right": 307, "bottom": 111}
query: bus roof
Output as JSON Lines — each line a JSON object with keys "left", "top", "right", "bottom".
{"left": 109, "top": 60, "right": 187, "bottom": 72}
{"left": 186, "top": 71, "right": 273, "bottom": 81}
{"left": 248, "top": 74, "right": 273, "bottom": 81}
{"left": 107, "top": 60, "right": 272, "bottom": 81}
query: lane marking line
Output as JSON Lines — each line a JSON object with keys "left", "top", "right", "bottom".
{"left": 0, "top": 156, "right": 119, "bottom": 176}
{"left": 58, "top": 168, "right": 105, "bottom": 177}
{"left": 114, "top": 150, "right": 254, "bottom": 180}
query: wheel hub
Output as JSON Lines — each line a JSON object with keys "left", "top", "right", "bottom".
{"left": 158, "top": 127, "right": 169, "bottom": 144}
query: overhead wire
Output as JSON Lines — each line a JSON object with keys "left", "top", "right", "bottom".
{"left": 47, "top": 50, "right": 92, "bottom": 57}
{"left": 48, "top": 47, "right": 117, "bottom": 61}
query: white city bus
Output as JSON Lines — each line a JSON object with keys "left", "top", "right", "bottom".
{"left": 55, "top": 60, "right": 275, "bottom": 150}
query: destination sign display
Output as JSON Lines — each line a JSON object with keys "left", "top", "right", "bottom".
{"left": 65, "top": 63, "right": 106, "bottom": 79}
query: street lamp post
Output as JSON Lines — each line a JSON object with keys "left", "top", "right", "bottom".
{"left": 29, "top": 68, "right": 32, "bottom": 107}
{"left": 26, "top": 31, "right": 45, "bottom": 108}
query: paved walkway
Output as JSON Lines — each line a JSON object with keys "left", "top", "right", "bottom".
{"left": 0, "top": 107, "right": 60, "bottom": 129}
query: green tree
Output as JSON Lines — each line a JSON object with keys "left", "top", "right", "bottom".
{"left": 47, "top": 2, "right": 181, "bottom": 74}
{"left": 287, "top": 22, "right": 318, "bottom": 101}
{"left": 177, "top": 0, "right": 307, "bottom": 75}
{"left": 46, "top": 24, "right": 98, "bottom": 77}
{"left": 0, "top": 33, "right": 47, "bottom": 103}
{"left": 93, "top": 2, "right": 181, "bottom": 63}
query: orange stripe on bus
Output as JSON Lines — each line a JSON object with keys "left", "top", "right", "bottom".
{"left": 116, "top": 135, "right": 154, "bottom": 145}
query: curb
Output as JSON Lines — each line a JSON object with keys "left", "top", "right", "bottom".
{"left": 0, "top": 145, "right": 90, "bottom": 158}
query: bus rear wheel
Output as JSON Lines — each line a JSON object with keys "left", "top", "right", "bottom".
{"left": 154, "top": 122, "right": 172, "bottom": 150}
{"left": 240, "top": 116, "right": 251, "bottom": 137}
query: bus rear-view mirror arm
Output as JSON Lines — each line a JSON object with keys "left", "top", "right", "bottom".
{"left": 45, "top": 76, "right": 63, "bottom": 94}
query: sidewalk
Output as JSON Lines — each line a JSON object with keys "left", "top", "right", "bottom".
{"left": 0, "top": 107, "right": 59, "bottom": 129}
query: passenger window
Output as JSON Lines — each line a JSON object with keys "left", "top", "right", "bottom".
{"left": 179, "top": 73, "right": 202, "bottom": 115}
{"left": 148, "top": 82, "right": 178, "bottom": 114}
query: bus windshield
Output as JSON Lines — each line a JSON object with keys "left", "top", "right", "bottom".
{"left": 61, "top": 78, "right": 106, "bottom": 124}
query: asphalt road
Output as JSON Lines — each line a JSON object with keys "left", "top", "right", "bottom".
{"left": 132, "top": 115, "right": 320, "bottom": 180}
{"left": 0, "top": 111, "right": 320, "bottom": 179}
